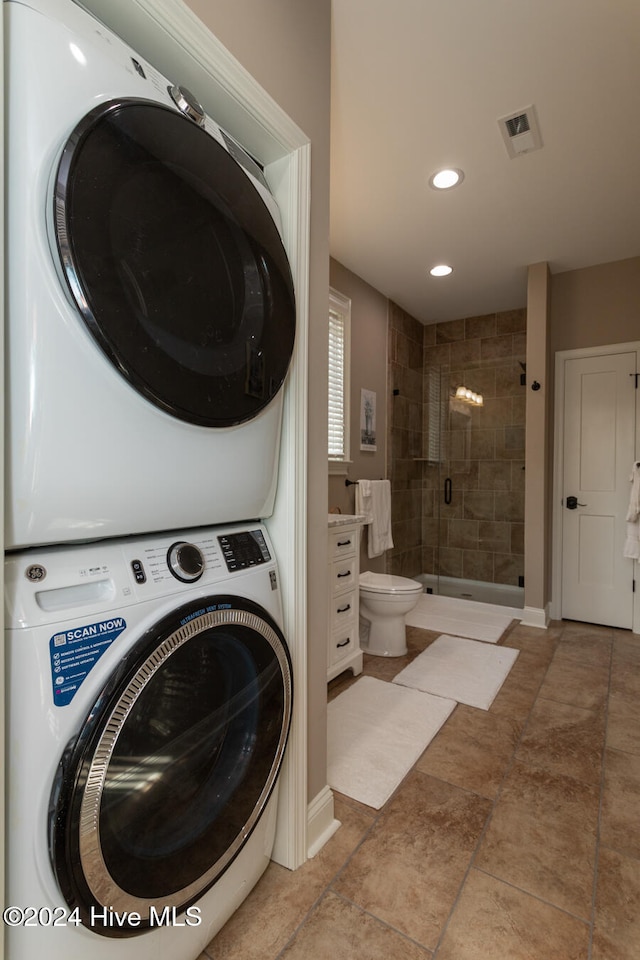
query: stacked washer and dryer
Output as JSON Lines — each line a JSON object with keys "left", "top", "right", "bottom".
{"left": 4, "top": 1, "right": 297, "bottom": 957}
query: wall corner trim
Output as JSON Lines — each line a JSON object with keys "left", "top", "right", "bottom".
{"left": 306, "top": 786, "right": 340, "bottom": 859}
{"left": 519, "top": 605, "right": 550, "bottom": 629}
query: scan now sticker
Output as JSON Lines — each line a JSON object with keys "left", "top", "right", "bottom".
{"left": 49, "top": 618, "right": 127, "bottom": 707}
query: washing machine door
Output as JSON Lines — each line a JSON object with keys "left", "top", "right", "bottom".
{"left": 49, "top": 596, "right": 292, "bottom": 937}
{"left": 53, "top": 99, "right": 296, "bottom": 427}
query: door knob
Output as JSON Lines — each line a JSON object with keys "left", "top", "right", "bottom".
{"left": 566, "top": 496, "right": 587, "bottom": 509}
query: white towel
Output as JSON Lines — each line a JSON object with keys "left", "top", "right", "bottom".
{"left": 356, "top": 479, "right": 394, "bottom": 558}
{"left": 624, "top": 463, "right": 640, "bottom": 559}
{"left": 626, "top": 463, "right": 640, "bottom": 521}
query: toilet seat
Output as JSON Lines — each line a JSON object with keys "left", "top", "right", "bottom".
{"left": 359, "top": 571, "right": 423, "bottom": 595}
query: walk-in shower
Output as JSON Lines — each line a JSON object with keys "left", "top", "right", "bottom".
{"left": 386, "top": 306, "right": 526, "bottom": 611}
{"left": 421, "top": 353, "right": 526, "bottom": 609}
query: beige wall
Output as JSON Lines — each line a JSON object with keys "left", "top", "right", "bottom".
{"left": 328, "top": 259, "right": 388, "bottom": 573}
{"left": 551, "top": 257, "right": 640, "bottom": 353}
{"left": 185, "top": 0, "right": 332, "bottom": 801}
{"left": 525, "top": 263, "right": 551, "bottom": 611}
{"left": 547, "top": 255, "right": 640, "bottom": 612}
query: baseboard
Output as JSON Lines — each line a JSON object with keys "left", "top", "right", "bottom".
{"left": 519, "top": 604, "right": 550, "bottom": 629}
{"left": 306, "top": 785, "right": 341, "bottom": 859}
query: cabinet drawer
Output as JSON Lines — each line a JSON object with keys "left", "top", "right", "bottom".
{"left": 328, "top": 527, "right": 358, "bottom": 560}
{"left": 329, "top": 589, "right": 357, "bottom": 632}
{"left": 330, "top": 626, "right": 358, "bottom": 667}
{"left": 330, "top": 558, "right": 357, "bottom": 595}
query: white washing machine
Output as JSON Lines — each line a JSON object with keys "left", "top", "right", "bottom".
{"left": 4, "top": 0, "right": 296, "bottom": 550}
{"left": 5, "top": 523, "right": 293, "bottom": 958}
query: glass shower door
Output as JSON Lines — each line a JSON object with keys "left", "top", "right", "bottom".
{"left": 425, "top": 357, "right": 525, "bottom": 608}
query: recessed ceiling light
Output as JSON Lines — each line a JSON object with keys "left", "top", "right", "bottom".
{"left": 429, "top": 168, "right": 464, "bottom": 190}
{"left": 430, "top": 264, "right": 453, "bottom": 277}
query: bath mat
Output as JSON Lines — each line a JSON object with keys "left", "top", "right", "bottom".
{"left": 405, "top": 594, "right": 514, "bottom": 643}
{"left": 327, "top": 676, "right": 455, "bottom": 809}
{"left": 393, "top": 635, "right": 519, "bottom": 710}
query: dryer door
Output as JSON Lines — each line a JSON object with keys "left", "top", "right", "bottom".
{"left": 49, "top": 596, "right": 292, "bottom": 937}
{"left": 53, "top": 99, "right": 296, "bottom": 427}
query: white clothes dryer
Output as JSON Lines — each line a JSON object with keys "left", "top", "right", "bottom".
{"left": 4, "top": 0, "right": 296, "bottom": 549}
{"left": 5, "top": 522, "right": 293, "bottom": 959}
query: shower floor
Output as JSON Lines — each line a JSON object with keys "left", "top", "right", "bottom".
{"left": 415, "top": 573, "right": 524, "bottom": 611}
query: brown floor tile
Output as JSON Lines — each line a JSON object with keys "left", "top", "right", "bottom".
{"left": 516, "top": 696, "right": 605, "bottom": 784}
{"left": 611, "top": 632, "right": 640, "bottom": 665}
{"left": 610, "top": 643, "right": 640, "bottom": 699}
{"left": 561, "top": 621, "right": 615, "bottom": 639}
{"left": 436, "top": 869, "right": 590, "bottom": 960}
{"left": 360, "top": 650, "right": 413, "bottom": 682}
{"left": 205, "top": 798, "right": 374, "bottom": 959}
{"left": 592, "top": 847, "right": 640, "bottom": 960}
{"left": 361, "top": 629, "right": 439, "bottom": 683}
{"left": 600, "top": 748, "right": 640, "bottom": 859}
{"left": 333, "top": 770, "right": 492, "bottom": 949}
{"left": 504, "top": 623, "right": 561, "bottom": 660}
{"left": 537, "top": 656, "right": 609, "bottom": 711}
{"left": 553, "top": 631, "right": 613, "bottom": 667}
{"left": 488, "top": 649, "right": 548, "bottom": 723}
{"left": 416, "top": 704, "right": 520, "bottom": 798}
{"left": 607, "top": 694, "right": 640, "bottom": 755}
{"left": 280, "top": 892, "right": 432, "bottom": 959}
{"left": 206, "top": 618, "right": 639, "bottom": 959}
{"left": 475, "top": 759, "right": 599, "bottom": 918}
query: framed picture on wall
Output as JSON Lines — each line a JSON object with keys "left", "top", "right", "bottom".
{"left": 360, "top": 388, "right": 377, "bottom": 451}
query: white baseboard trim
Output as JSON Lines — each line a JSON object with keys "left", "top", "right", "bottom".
{"left": 306, "top": 785, "right": 341, "bottom": 859}
{"left": 519, "top": 605, "right": 550, "bottom": 629}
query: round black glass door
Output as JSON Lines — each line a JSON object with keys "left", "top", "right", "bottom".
{"left": 49, "top": 597, "right": 293, "bottom": 937}
{"left": 54, "top": 99, "right": 296, "bottom": 426}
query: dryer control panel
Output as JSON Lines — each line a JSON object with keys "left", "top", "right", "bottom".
{"left": 218, "top": 530, "right": 271, "bottom": 572}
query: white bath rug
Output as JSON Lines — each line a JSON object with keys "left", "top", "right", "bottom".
{"left": 327, "top": 676, "right": 455, "bottom": 809}
{"left": 405, "top": 593, "right": 514, "bottom": 643}
{"left": 393, "top": 635, "right": 519, "bottom": 711}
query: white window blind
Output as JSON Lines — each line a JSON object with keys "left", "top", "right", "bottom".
{"left": 328, "top": 288, "right": 351, "bottom": 461}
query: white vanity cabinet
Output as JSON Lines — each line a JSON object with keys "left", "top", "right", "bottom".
{"left": 327, "top": 517, "right": 364, "bottom": 682}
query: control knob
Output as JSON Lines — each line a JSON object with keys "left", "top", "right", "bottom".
{"left": 167, "top": 541, "right": 205, "bottom": 583}
{"left": 168, "top": 84, "right": 206, "bottom": 127}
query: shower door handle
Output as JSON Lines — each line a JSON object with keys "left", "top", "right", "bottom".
{"left": 444, "top": 477, "right": 452, "bottom": 505}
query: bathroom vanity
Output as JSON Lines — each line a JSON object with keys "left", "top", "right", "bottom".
{"left": 327, "top": 515, "right": 365, "bottom": 681}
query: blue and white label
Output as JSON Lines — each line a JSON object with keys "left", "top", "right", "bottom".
{"left": 49, "top": 617, "right": 127, "bottom": 707}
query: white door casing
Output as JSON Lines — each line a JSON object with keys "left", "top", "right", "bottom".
{"left": 553, "top": 344, "right": 640, "bottom": 629}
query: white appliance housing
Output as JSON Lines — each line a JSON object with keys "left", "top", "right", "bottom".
{"left": 4, "top": 0, "right": 296, "bottom": 549}
{"left": 5, "top": 522, "right": 292, "bottom": 959}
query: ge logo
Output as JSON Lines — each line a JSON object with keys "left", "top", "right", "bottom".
{"left": 25, "top": 564, "right": 46, "bottom": 582}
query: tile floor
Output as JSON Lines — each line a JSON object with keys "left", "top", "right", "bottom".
{"left": 201, "top": 618, "right": 640, "bottom": 960}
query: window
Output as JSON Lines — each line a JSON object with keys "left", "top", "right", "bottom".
{"left": 328, "top": 288, "right": 351, "bottom": 469}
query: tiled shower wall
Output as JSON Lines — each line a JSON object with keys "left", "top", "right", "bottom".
{"left": 387, "top": 306, "right": 527, "bottom": 586}
{"left": 386, "top": 301, "right": 423, "bottom": 576}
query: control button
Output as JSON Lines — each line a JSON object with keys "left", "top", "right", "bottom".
{"left": 131, "top": 559, "right": 146, "bottom": 584}
{"left": 167, "top": 541, "right": 205, "bottom": 583}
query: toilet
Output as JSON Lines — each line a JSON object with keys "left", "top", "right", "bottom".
{"left": 358, "top": 571, "right": 423, "bottom": 657}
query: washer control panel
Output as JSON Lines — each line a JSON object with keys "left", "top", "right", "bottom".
{"left": 218, "top": 530, "right": 271, "bottom": 572}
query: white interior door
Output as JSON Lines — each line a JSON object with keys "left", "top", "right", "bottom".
{"left": 560, "top": 350, "right": 637, "bottom": 627}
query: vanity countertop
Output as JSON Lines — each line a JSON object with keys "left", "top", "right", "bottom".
{"left": 328, "top": 513, "right": 367, "bottom": 527}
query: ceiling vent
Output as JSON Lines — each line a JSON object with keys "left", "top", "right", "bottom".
{"left": 498, "top": 104, "right": 543, "bottom": 158}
